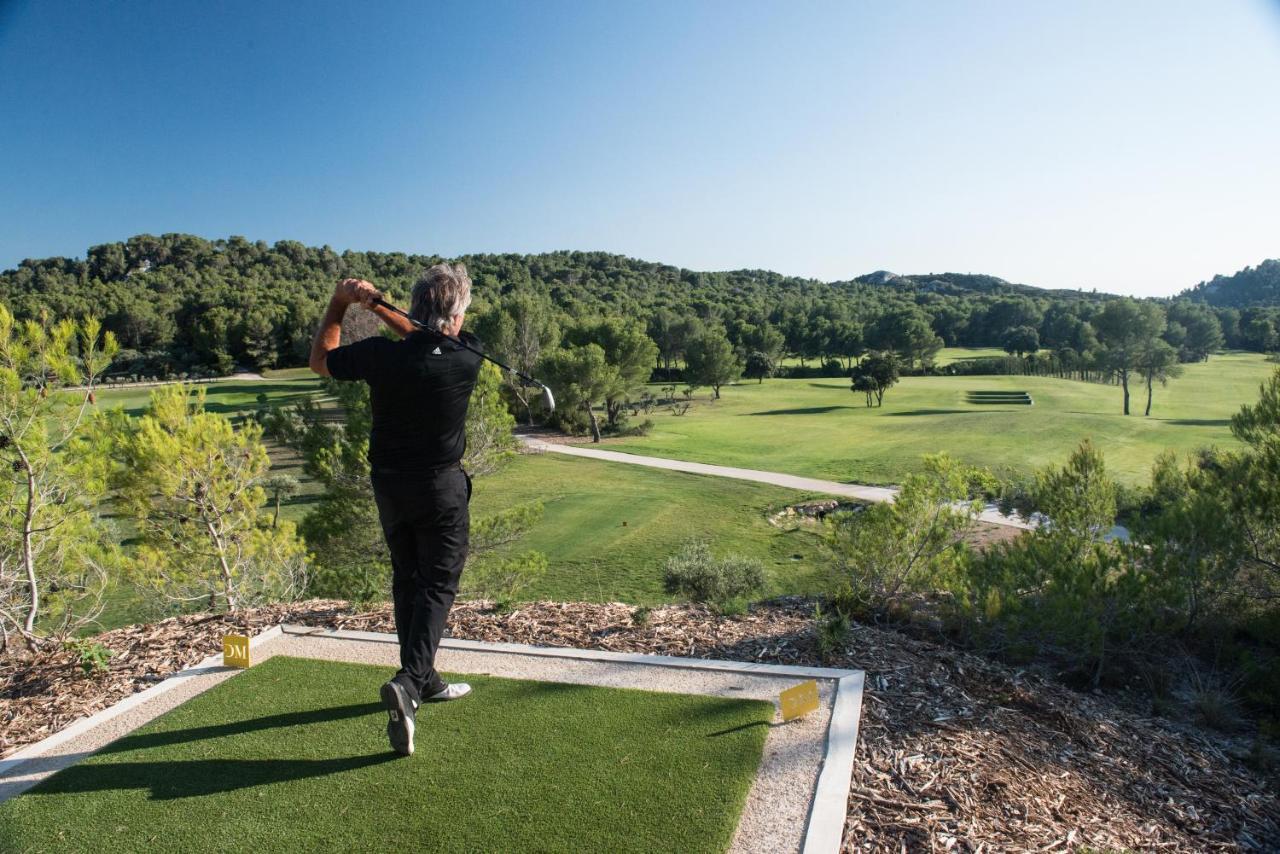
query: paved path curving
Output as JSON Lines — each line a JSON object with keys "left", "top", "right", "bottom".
{"left": 519, "top": 437, "right": 1035, "bottom": 531}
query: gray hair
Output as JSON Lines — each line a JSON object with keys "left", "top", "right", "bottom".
{"left": 409, "top": 263, "right": 473, "bottom": 333}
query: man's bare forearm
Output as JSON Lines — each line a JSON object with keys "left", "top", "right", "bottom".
{"left": 308, "top": 297, "right": 347, "bottom": 377}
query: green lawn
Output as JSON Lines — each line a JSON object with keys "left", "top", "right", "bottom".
{"left": 80, "top": 352, "right": 1276, "bottom": 626}
{"left": 610, "top": 352, "right": 1277, "bottom": 486}
{"left": 934, "top": 346, "right": 1008, "bottom": 365}
{"left": 0, "top": 656, "right": 770, "bottom": 854}
{"left": 776, "top": 346, "right": 1006, "bottom": 369}
{"left": 95, "top": 375, "right": 322, "bottom": 419}
{"left": 469, "top": 453, "right": 832, "bottom": 604}
{"left": 261, "top": 367, "right": 319, "bottom": 380}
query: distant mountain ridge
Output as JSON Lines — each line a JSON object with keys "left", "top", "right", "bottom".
{"left": 851, "top": 262, "right": 1280, "bottom": 307}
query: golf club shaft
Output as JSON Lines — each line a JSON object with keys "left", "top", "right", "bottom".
{"left": 370, "top": 297, "right": 547, "bottom": 389}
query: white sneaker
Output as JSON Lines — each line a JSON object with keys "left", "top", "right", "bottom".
{"left": 424, "top": 682, "right": 472, "bottom": 702}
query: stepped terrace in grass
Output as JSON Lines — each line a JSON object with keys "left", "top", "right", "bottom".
{"left": 965, "top": 389, "right": 1033, "bottom": 405}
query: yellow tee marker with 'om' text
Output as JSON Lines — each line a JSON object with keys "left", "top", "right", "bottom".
{"left": 223, "top": 634, "right": 251, "bottom": 668}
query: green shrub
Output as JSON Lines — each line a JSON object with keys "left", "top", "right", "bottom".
{"left": 550, "top": 404, "right": 592, "bottom": 435}
{"left": 465, "top": 551, "right": 548, "bottom": 609}
{"left": 308, "top": 555, "right": 388, "bottom": 610}
{"left": 713, "top": 597, "right": 751, "bottom": 617}
{"left": 829, "top": 580, "right": 866, "bottom": 621}
{"left": 607, "top": 418, "right": 654, "bottom": 437}
{"left": 827, "top": 453, "right": 991, "bottom": 606}
{"left": 64, "top": 638, "right": 113, "bottom": 675}
{"left": 471, "top": 502, "right": 545, "bottom": 553}
{"left": 1187, "top": 664, "right": 1244, "bottom": 731}
{"left": 662, "top": 541, "right": 765, "bottom": 609}
{"left": 813, "top": 604, "right": 851, "bottom": 662}
{"left": 960, "top": 442, "right": 1171, "bottom": 686}
{"left": 303, "top": 492, "right": 390, "bottom": 608}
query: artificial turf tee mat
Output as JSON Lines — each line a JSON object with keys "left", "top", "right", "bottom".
{"left": 0, "top": 655, "right": 773, "bottom": 853}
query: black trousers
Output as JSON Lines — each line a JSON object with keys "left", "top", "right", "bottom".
{"left": 370, "top": 464, "right": 471, "bottom": 703}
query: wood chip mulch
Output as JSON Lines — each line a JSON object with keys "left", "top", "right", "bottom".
{"left": 3, "top": 598, "right": 1277, "bottom": 851}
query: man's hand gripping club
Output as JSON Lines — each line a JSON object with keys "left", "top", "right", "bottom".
{"left": 308, "top": 278, "right": 415, "bottom": 377}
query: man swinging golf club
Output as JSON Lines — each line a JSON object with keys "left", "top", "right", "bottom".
{"left": 309, "top": 263, "right": 479, "bottom": 756}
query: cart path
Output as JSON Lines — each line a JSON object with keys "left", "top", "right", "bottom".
{"left": 518, "top": 437, "right": 1035, "bottom": 531}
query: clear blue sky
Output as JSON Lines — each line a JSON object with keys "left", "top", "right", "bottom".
{"left": 2, "top": 1, "right": 1278, "bottom": 296}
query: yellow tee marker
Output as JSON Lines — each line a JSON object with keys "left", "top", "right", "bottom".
{"left": 779, "top": 679, "right": 819, "bottom": 721}
{"left": 222, "top": 634, "right": 251, "bottom": 669}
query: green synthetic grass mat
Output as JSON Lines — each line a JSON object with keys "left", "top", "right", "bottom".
{"left": 0, "top": 656, "right": 772, "bottom": 854}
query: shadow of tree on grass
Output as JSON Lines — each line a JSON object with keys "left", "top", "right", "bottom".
{"left": 744, "top": 406, "right": 857, "bottom": 416}
{"left": 884, "top": 409, "right": 970, "bottom": 417}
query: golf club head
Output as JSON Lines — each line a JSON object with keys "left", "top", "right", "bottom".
{"left": 541, "top": 384, "right": 556, "bottom": 414}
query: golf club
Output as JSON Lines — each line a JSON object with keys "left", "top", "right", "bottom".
{"left": 370, "top": 297, "right": 556, "bottom": 413}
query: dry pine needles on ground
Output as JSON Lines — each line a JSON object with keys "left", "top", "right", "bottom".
{"left": 2, "top": 598, "right": 1277, "bottom": 851}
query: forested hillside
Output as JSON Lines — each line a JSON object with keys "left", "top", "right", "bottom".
{"left": 1183, "top": 258, "right": 1280, "bottom": 308}
{"left": 852, "top": 270, "right": 1105, "bottom": 301}
{"left": 0, "top": 233, "right": 1276, "bottom": 376}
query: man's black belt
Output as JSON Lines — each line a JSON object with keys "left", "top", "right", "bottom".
{"left": 370, "top": 460, "right": 464, "bottom": 476}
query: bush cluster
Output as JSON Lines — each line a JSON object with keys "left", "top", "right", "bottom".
{"left": 662, "top": 541, "right": 765, "bottom": 613}
{"left": 826, "top": 370, "right": 1280, "bottom": 723}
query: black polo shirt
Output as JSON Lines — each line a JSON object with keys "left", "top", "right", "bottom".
{"left": 325, "top": 330, "right": 483, "bottom": 473}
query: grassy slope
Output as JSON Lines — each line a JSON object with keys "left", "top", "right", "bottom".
{"left": 93, "top": 376, "right": 832, "bottom": 616}
{"left": 0, "top": 656, "right": 770, "bottom": 854}
{"left": 934, "top": 346, "right": 1008, "bottom": 365}
{"left": 777, "top": 347, "right": 1007, "bottom": 368}
{"left": 94, "top": 376, "right": 320, "bottom": 419}
{"left": 468, "top": 453, "right": 832, "bottom": 604}
{"left": 81, "top": 353, "right": 1273, "bottom": 625}
{"left": 610, "top": 352, "right": 1276, "bottom": 486}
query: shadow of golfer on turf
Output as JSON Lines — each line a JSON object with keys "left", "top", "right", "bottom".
{"left": 25, "top": 753, "right": 400, "bottom": 800}
{"left": 21, "top": 702, "right": 398, "bottom": 800}
{"left": 705, "top": 720, "right": 779, "bottom": 737}
{"left": 94, "top": 702, "right": 383, "bottom": 756}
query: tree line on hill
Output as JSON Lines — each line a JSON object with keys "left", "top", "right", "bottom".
{"left": 2, "top": 234, "right": 1278, "bottom": 430}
